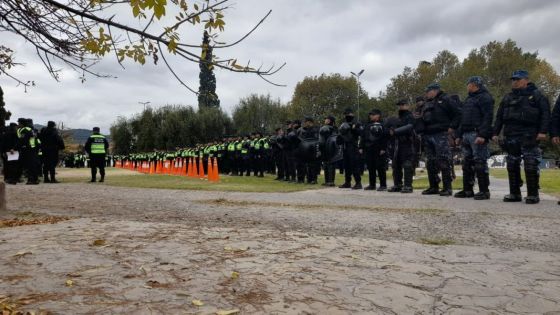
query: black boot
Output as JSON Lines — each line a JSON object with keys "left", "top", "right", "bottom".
{"left": 439, "top": 163, "right": 453, "bottom": 197}
{"left": 504, "top": 166, "right": 522, "bottom": 202}
{"left": 422, "top": 160, "right": 439, "bottom": 195}
{"left": 339, "top": 182, "right": 351, "bottom": 189}
{"left": 474, "top": 171, "right": 490, "bottom": 200}
{"left": 43, "top": 175, "right": 51, "bottom": 183}
{"left": 524, "top": 168, "right": 540, "bottom": 204}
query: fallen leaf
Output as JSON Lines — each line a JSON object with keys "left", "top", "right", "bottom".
{"left": 92, "top": 239, "right": 106, "bottom": 246}
{"left": 231, "top": 271, "right": 239, "bottom": 280}
{"left": 191, "top": 299, "right": 204, "bottom": 306}
{"left": 13, "top": 251, "right": 32, "bottom": 258}
{"left": 216, "top": 309, "right": 240, "bottom": 315}
{"left": 65, "top": 279, "right": 73, "bottom": 287}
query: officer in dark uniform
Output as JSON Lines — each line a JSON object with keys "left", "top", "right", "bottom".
{"left": 85, "top": 127, "right": 109, "bottom": 182}
{"left": 296, "top": 117, "right": 320, "bottom": 184}
{"left": 271, "top": 127, "right": 286, "bottom": 180}
{"left": 319, "top": 115, "right": 342, "bottom": 186}
{"left": 339, "top": 108, "right": 363, "bottom": 189}
{"left": 551, "top": 95, "right": 560, "bottom": 205}
{"left": 385, "top": 100, "right": 416, "bottom": 193}
{"left": 38, "top": 121, "right": 65, "bottom": 183}
{"left": 360, "top": 109, "right": 387, "bottom": 191}
{"left": 2, "top": 123, "right": 20, "bottom": 184}
{"left": 287, "top": 120, "right": 301, "bottom": 182}
{"left": 418, "top": 83, "right": 461, "bottom": 196}
{"left": 493, "top": 70, "right": 550, "bottom": 204}
{"left": 455, "top": 76, "right": 494, "bottom": 200}
{"left": 17, "top": 118, "right": 40, "bottom": 185}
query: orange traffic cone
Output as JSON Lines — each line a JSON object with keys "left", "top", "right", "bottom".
{"left": 192, "top": 158, "right": 198, "bottom": 178}
{"left": 212, "top": 157, "right": 220, "bottom": 182}
{"left": 207, "top": 158, "right": 214, "bottom": 181}
{"left": 182, "top": 159, "right": 188, "bottom": 176}
{"left": 198, "top": 158, "right": 205, "bottom": 179}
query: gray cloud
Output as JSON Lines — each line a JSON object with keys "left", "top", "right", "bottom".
{"left": 1, "top": 0, "right": 559, "bottom": 133}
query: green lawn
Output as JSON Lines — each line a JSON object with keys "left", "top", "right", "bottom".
{"left": 56, "top": 168, "right": 456, "bottom": 193}
{"left": 491, "top": 168, "right": 560, "bottom": 196}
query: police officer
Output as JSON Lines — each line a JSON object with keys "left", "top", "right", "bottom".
{"left": 455, "top": 76, "right": 494, "bottom": 200}
{"left": 551, "top": 95, "right": 560, "bottom": 205}
{"left": 38, "top": 121, "right": 65, "bottom": 183}
{"left": 296, "top": 117, "right": 320, "bottom": 184}
{"left": 85, "top": 127, "right": 109, "bottom": 182}
{"left": 286, "top": 120, "right": 301, "bottom": 182}
{"left": 271, "top": 128, "right": 286, "bottom": 180}
{"left": 386, "top": 100, "right": 416, "bottom": 193}
{"left": 319, "top": 115, "right": 341, "bottom": 186}
{"left": 361, "top": 109, "right": 387, "bottom": 191}
{"left": 339, "top": 108, "right": 363, "bottom": 189}
{"left": 17, "top": 118, "right": 40, "bottom": 185}
{"left": 418, "top": 83, "right": 461, "bottom": 196}
{"left": 2, "top": 123, "right": 20, "bottom": 184}
{"left": 493, "top": 70, "right": 550, "bottom": 204}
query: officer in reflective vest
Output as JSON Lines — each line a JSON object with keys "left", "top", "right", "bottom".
{"left": 17, "top": 118, "right": 40, "bottom": 185}
{"left": 85, "top": 127, "right": 109, "bottom": 182}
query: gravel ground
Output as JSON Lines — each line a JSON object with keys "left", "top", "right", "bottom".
{"left": 1, "top": 175, "right": 560, "bottom": 314}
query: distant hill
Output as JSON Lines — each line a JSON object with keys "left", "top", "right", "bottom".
{"left": 34, "top": 125, "right": 110, "bottom": 144}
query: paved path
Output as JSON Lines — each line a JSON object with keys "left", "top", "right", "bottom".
{"left": 1, "top": 176, "right": 559, "bottom": 314}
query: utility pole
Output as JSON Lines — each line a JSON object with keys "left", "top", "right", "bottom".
{"left": 350, "top": 69, "right": 364, "bottom": 121}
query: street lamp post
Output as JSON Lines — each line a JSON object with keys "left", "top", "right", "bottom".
{"left": 350, "top": 69, "right": 364, "bottom": 121}
{"left": 138, "top": 101, "right": 151, "bottom": 111}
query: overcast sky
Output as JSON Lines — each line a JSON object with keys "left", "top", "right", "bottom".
{"left": 2, "top": 0, "right": 560, "bottom": 132}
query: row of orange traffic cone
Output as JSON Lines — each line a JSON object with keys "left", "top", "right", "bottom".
{"left": 115, "top": 157, "right": 220, "bottom": 182}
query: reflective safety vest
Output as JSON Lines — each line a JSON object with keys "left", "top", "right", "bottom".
{"left": 228, "top": 143, "right": 236, "bottom": 152}
{"left": 89, "top": 134, "right": 107, "bottom": 154}
{"left": 17, "top": 127, "right": 37, "bottom": 148}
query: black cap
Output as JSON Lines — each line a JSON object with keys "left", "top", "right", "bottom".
{"left": 293, "top": 119, "right": 301, "bottom": 125}
{"left": 368, "top": 109, "right": 382, "bottom": 116}
{"left": 425, "top": 82, "right": 441, "bottom": 92}
{"left": 285, "top": 120, "right": 292, "bottom": 125}
{"left": 396, "top": 99, "right": 408, "bottom": 106}
{"left": 304, "top": 116, "right": 314, "bottom": 123}
{"left": 325, "top": 115, "right": 336, "bottom": 123}
{"left": 47, "top": 121, "right": 56, "bottom": 128}
{"left": 17, "top": 118, "right": 25, "bottom": 124}
{"left": 93, "top": 127, "right": 100, "bottom": 132}
{"left": 343, "top": 107, "right": 354, "bottom": 115}
{"left": 415, "top": 96, "right": 424, "bottom": 103}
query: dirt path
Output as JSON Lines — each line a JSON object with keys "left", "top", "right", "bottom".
{"left": 2, "top": 177, "right": 560, "bottom": 314}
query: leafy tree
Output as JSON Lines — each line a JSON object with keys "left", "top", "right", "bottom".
{"left": 289, "top": 73, "right": 371, "bottom": 123}
{"left": 232, "top": 94, "right": 287, "bottom": 135}
{"left": 198, "top": 31, "right": 220, "bottom": 108}
{"left": 0, "top": 0, "right": 284, "bottom": 90}
{"left": 110, "top": 104, "right": 232, "bottom": 152}
{"left": 109, "top": 116, "right": 134, "bottom": 155}
{"left": 0, "top": 86, "right": 11, "bottom": 128}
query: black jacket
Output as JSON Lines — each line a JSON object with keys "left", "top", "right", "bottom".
{"left": 39, "top": 127, "right": 65, "bottom": 158}
{"left": 386, "top": 110, "right": 416, "bottom": 145}
{"left": 551, "top": 95, "right": 560, "bottom": 137}
{"left": 494, "top": 82, "right": 550, "bottom": 137}
{"left": 361, "top": 119, "right": 387, "bottom": 150}
{"left": 419, "top": 91, "right": 461, "bottom": 134}
{"left": 457, "top": 86, "right": 494, "bottom": 139}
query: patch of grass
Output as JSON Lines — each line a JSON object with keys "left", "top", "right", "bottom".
{"left": 56, "top": 168, "right": 460, "bottom": 193}
{"left": 418, "top": 238, "right": 456, "bottom": 246}
{"left": 491, "top": 168, "right": 560, "bottom": 196}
